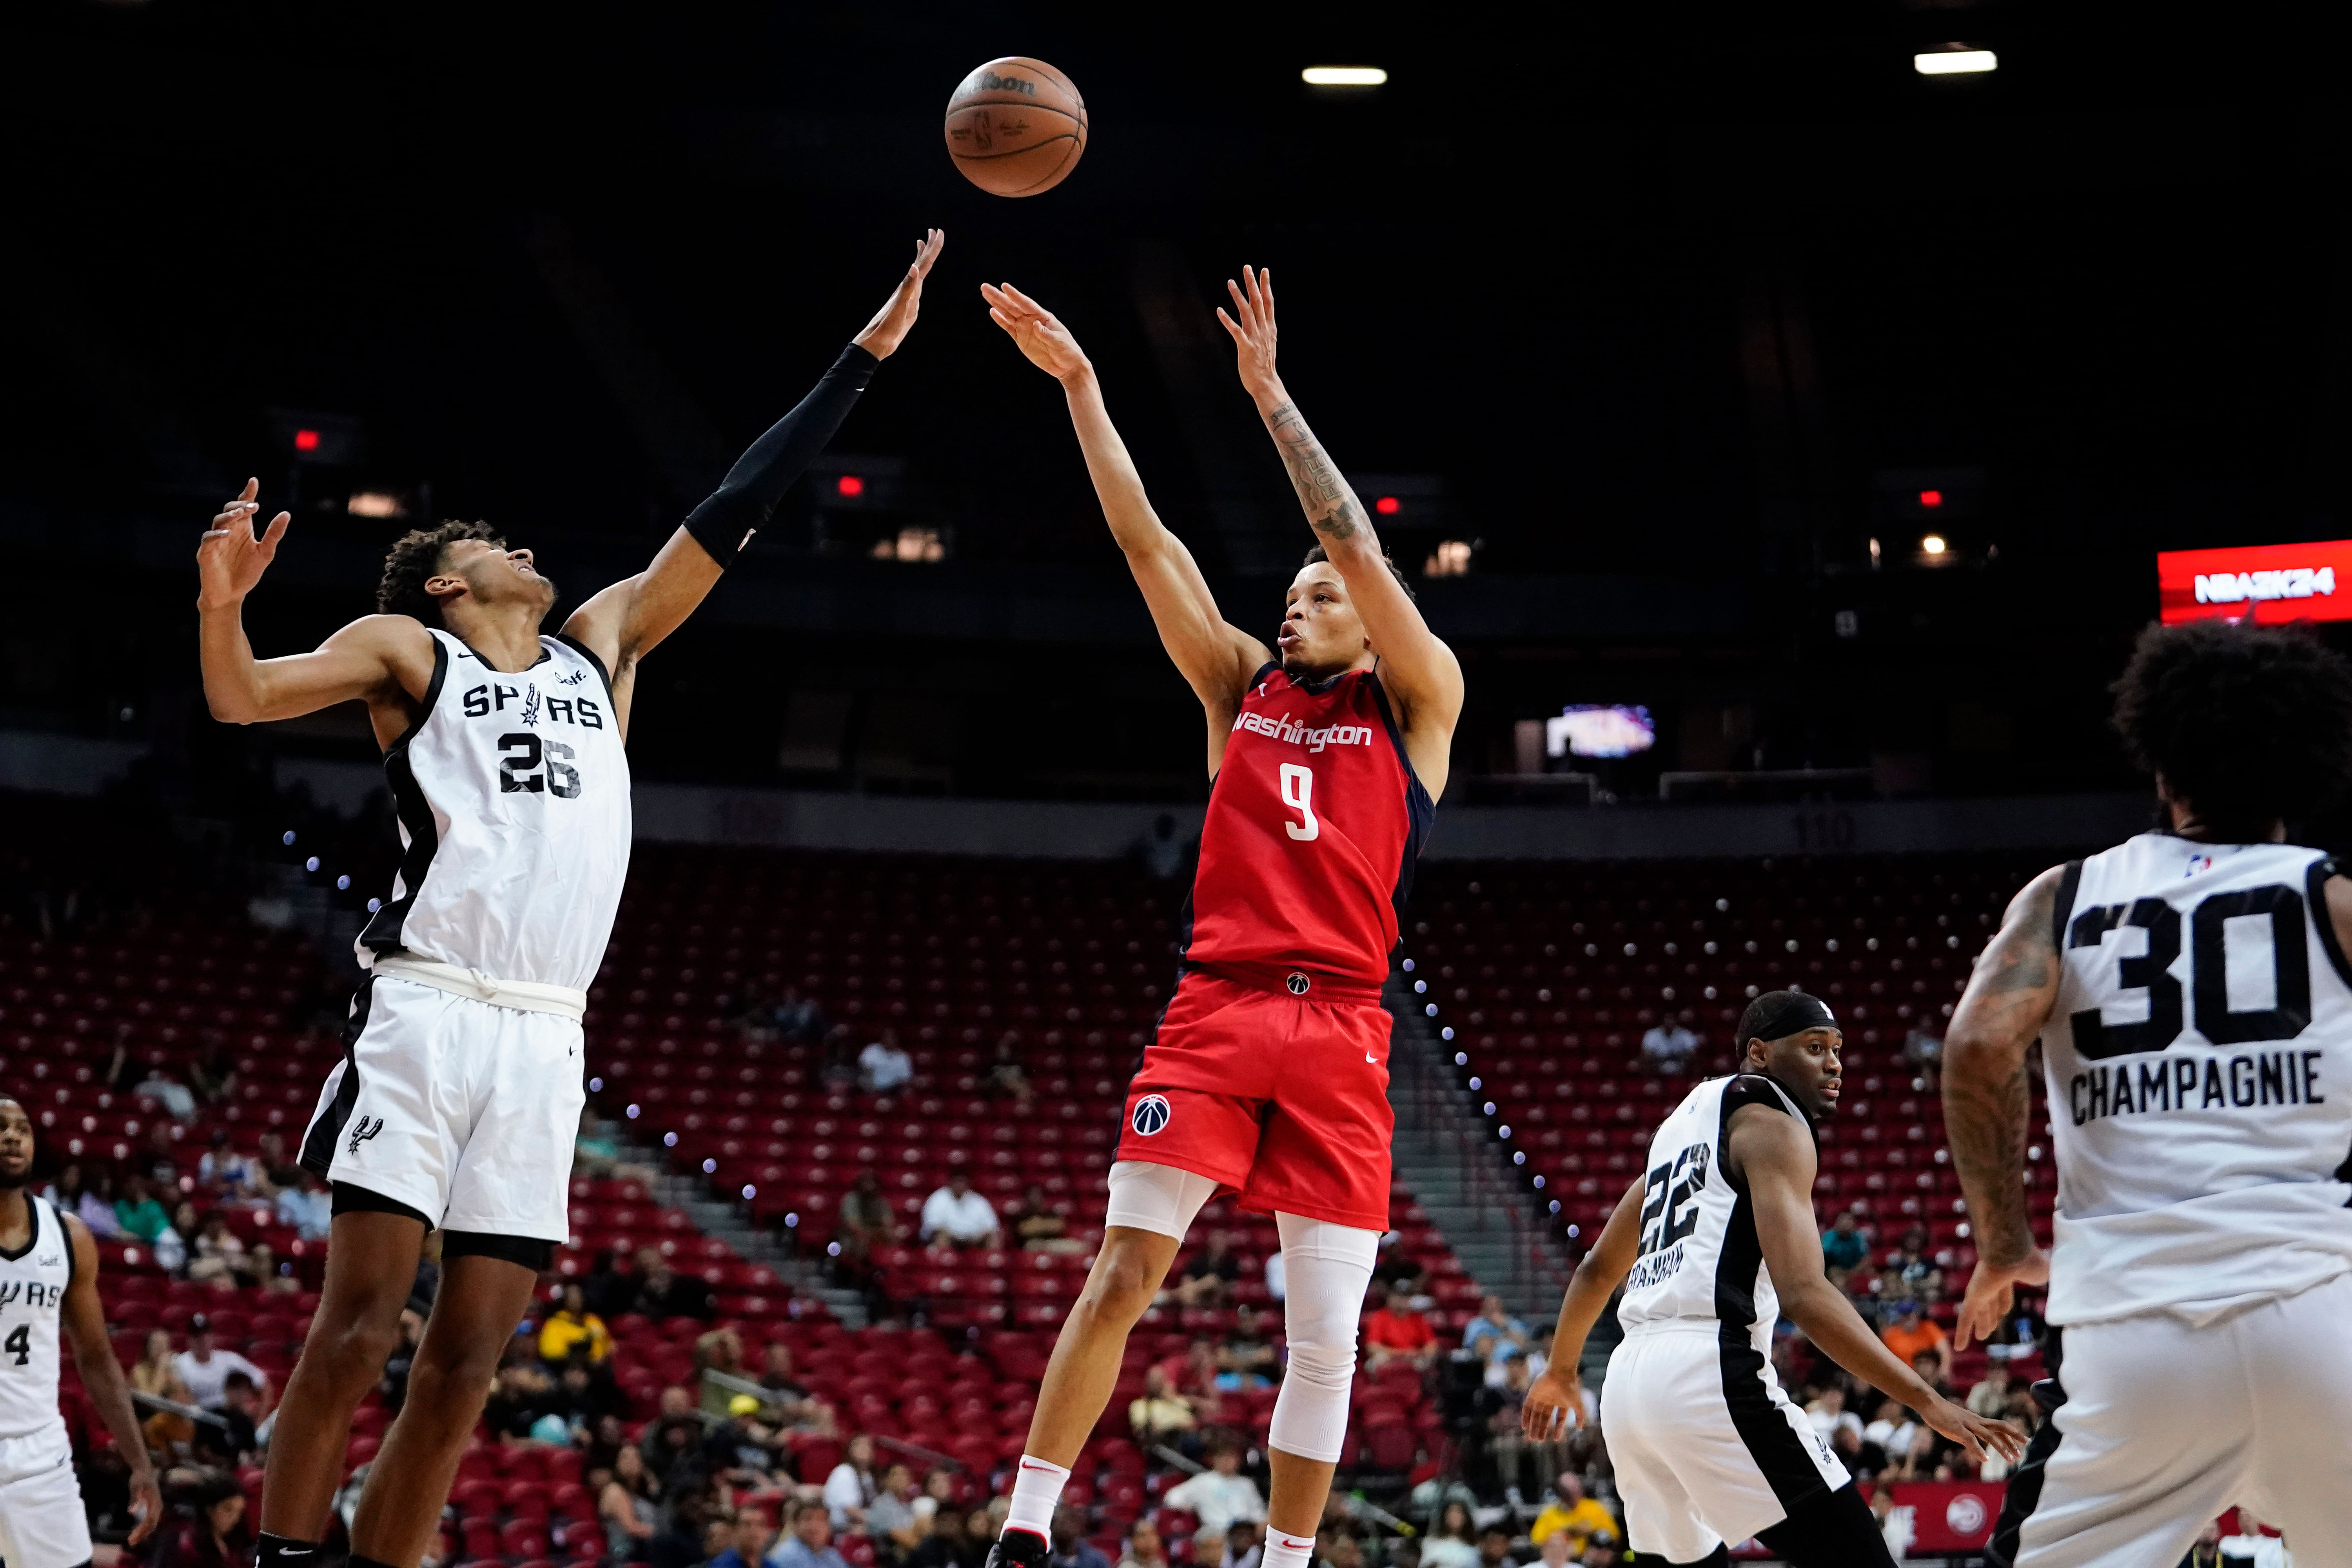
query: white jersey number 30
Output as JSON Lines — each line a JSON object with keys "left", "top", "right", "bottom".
{"left": 1280, "top": 763, "right": 1319, "bottom": 842}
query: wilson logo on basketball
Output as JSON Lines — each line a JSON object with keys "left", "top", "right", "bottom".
{"left": 1131, "top": 1094, "right": 1172, "bottom": 1136}
{"left": 976, "top": 71, "right": 1036, "bottom": 96}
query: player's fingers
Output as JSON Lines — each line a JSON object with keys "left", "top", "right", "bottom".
{"left": 261, "top": 511, "right": 291, "bottom": 546}
{"left": 240, "top": 475, "right": 259, "bottom": 501}
{"left": 998, "top": 281, "right": 1048, "bottom": 314}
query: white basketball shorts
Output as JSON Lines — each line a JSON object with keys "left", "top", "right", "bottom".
{"left": 1599, "top": 1324, "right": 1851, "bottom": 1562}
{"left": 2013, "top": 1268, "right": 2352, "bottom": 1568}
{"left": 300, "top": 971, "right": 585, "bottom": 1241}
{"left": 0, "top": 1425, "right": 92, "bottom": 1568}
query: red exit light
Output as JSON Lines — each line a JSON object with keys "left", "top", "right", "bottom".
{"left": 836, "top": 474, "right": 865, "bottom": 497}
{"left": 294, "top": 429, "right": 321, "bottom": 453}
{"left": 1918, "top": 489, "right": 1943, "bottom": 508}
{"left": 1374, "top": 495, "right": 1400, "bottom": 515}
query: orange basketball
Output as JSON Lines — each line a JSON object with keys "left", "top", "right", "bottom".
{"left": 944, "top": 56, "right": 1087, "bottom": 198}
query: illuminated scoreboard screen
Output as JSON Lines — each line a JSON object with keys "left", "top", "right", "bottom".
{"left": 2156, "top": 539, "right": 2352, "bottom": 625}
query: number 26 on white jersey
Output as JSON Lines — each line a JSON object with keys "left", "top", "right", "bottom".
{"left": 1279, "top": 762, "right": 1320, "bottom": 842}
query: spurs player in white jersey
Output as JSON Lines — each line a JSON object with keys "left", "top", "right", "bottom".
{"left": 0, "top": 1097, "right": 160, "bottom": 1568}
{"left": 194, "top": 233, "right": 942, "bottom": 1568}
{"left": 1520, "top": 993, "right": 2023, "bottom": 1567}
{"left": 1947, "top": 621, "right": 2352, "bottom": 1568}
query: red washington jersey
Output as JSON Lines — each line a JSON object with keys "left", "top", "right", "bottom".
{"left": 1182, "top": 662, "right": 1436, "bottom": 988}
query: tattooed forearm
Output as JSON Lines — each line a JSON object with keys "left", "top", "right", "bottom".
{"left": 1263, "top": 400, "right": 1359, "bottom": 539}
{"left": 1942, "top": 873, "right": 2063, "bottom": 1268}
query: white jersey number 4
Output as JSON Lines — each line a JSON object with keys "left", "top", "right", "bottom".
{"left": 1279, "top": 763, "right": 1319, "bottom": 842}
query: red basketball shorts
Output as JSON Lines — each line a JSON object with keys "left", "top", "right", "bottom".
{"left": 1115, "top": 965, "right": 1394, "bottom": 1232}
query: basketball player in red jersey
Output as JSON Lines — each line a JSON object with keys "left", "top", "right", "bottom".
{"left": 978, "top": 268, "right": 1463, "bottom": 1568}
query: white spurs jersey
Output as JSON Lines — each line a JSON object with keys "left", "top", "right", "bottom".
{"left": 359, "top": 630, "right": 632, "bottom": 991}
{"left": 0, "top": 1193, "right": 73, "bottom": 1441}
{"left": 1617, "top": 1073, "right": 1810, "bottom": 1350}
{"left": 2042, "top": 832, "right": 2352, "bottom": 1326}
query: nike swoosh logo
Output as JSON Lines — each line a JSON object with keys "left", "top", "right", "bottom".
{"left": 1020, "top": 1461, "right": 1056, "bottom": 1472}
{"left": 1366, "top": 1054, "right": 1379, "bottom": 1064}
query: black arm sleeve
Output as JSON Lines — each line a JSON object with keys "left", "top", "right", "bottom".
{"left": 681, "top": 342, "right": 879, "bottom": 568}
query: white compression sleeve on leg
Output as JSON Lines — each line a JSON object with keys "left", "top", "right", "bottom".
{"left": 1102, "top": 1160, "right": 1220, "bottom": 1241}
{"left": 1267, "top": 1212, "right": 1380, "bottom": 1464}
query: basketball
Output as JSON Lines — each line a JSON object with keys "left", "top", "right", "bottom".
{"left": 944, "top": 56, "right": 1087, "bottom": 197}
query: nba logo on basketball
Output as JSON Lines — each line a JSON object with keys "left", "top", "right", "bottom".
{"left": 1131, "top": 1094, "right": 1172, "bottom": 1136}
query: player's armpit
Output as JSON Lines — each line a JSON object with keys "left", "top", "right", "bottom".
{"left": 563, "top": 525, "right": 725, "bottom": 678}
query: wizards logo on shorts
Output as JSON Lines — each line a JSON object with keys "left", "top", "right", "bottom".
{"left": 1131, "top": 1094, "right": 1172, "bottom": 1136}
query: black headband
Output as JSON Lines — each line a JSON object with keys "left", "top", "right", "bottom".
{"left": 1737, "top": 989, "right": 1837, "bottom": 1046}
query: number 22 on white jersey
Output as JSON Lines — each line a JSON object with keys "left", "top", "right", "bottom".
{"left": 1280, "top": 763, "right": 1319, "bottom": 842}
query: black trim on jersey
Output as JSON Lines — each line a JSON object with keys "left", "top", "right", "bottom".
{"left": 1365, "top": 674, "right": 1438, "bottom": 935}
{"left": 0, "top": 1187, "right": 36, "bottom": 1262}
{"left": 359, "top": 636, "right": 450, "bottom": 958}
{"left": 455, "top": 639, "right": 552, "bottom": 672}
{"left": 2306, "top": 855, "right": 2352, "bottom": 993}
{"left": 2050, "top": 859, "right": 2084, "bottom": 954}
{"left": 444, "top": 1229, "right": 555, "bottom": 1270}
{"left": 60, "top": 1196, "right": 79, "bottom": 1295}
{"left": 1711, "top": 1075, "right": 1831, "bottom": 1514}
{"left": 300, "top": 977, "right": 377, "bottom": 1178}
{"left": 1985, "top": 1368, "right": 2070, "bottom": 1568}
{"left": 554, "top": 633, "right": 615, "bottom": 703}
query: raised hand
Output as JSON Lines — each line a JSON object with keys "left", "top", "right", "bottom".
{"left": 1215, "top": 264, "right": 1282, "bottom": 401}
{"left": 853, "top": 229, "right": 947, "bottom": 360}
{"left": 197, "top": 478, "right": 290, "bottom": 611}
{"left": 982, "top": 282, "right": 1092, "bottom": 381}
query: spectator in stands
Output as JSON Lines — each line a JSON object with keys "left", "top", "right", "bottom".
{"left": 1317, "top": 1533, "right": 1363, "bottom": 1568}
{"left": 2181, "top": 1523, "right": 2225, "bottom": 1568}
{"left": 1485, "top": 1356, "right": 1561, "bottom": 1497}
{"left": 822, "top": 1432, "right": 879, "bottom": 1530}
{"left": 1048, "top": 1504, "right": 1112, "bottom": 1568}
{"left": 274, "top": 1167, "right": 332, "bottom": 1241}
{"left": 860, "top": 1029, "right": 914, "bottom": 1093}
{"left": 1860, "top": 1398, "right": 1921, "bottom": 1480}
{"left": 1528, "top": 1475, "right": 1617, "bottom": 1555}
{"left": 485, "top": 1359, "right": 557, "bottom": 1439}
{"left": 1473, "top": 1526, "right": 1515, "bottom": 1568}
{"left": 1164, "top": 1438, "right": 1268, "bottom": 1536}
{"left": 130, "top": 1328, "right": 196, "bottom": 1456}
{"left": 1417, "top": 1504, "right": 1477, "bottom": 1568}
{"left": 1363, "top": 1287, "right": 1438, "bottom": 1372}
{"left": 1878, "top": 1299, "right": 1951, "bottom": 1386}
{"left": 197, "top": 1127, "right": 256, "bottom": 1197}
{"left": 192, "top": 1369, "right": 263, "bottom": 1467}
{"left": 1167, "top": 1335, "right": 1223, "bottom": 1403}
{"left": 1173, "top": 1230, "right": 1241, "bottom": 1307}
{"left": 1007, "top": 1184, "right": 1082, "bottom": 1254}
{"left": 920, "top": 1172, "right": 1000, "bottom": 1249}
{"left": 1216, "top": 1303, "right": 1278, "bottom": 1388}
{"left": 136, "top": 1061, "right": 198, "bottom": 1121}
{"left": 187, "top": 1212, "right": 258, "bottom": 1287}
{"left": 1803, "top": 1385, "right": 1864, "bottom": 1466}
{"left": 155, "top": 1473, "right": 253, "bottom": 1568}
{"left": 985, "top": 1034, "right": 1034, "bottom": 1108}
{"left": 1128, "top": 1365, "right": 1197, "bottom": 1443}
{"left": 1116, "top": 1519, "right": 1167, "bottom": 1568}
{"left": 1887, "top": 1225, "right": 1944, "bottom": 1300}
{"left": 602, "top": 1443, "right": 662, "bottom": 1563}
{"left": 115, "top": 1172, "right": 172, "bottom": 1243}
{"left": 174, "top": 1314, "right": 267, "bottom": 1411}
{"left": 1639, "top": 1013, "right": 1700, "bottom": 1075}
{"left": 639, "top": 1246, "right": 719, "bottom": 1319}
{"left": 1966, "top": 1362, "right": 2012, "bottom": 1420}
{"left": 711, "top": 1509, "right": 776, "bottom": 1568}
{"left": 540, "top": 1284, "right": 613, "bottom": 1365}
{"left": 838, "top": 1171, "right": 906, "bottom": 1267}
{"left": 1461, "top": 1294, "right": 1532, "bottom": 1382}
{"left": 867, "top": 1461, "right": 924, "bottom": 1562}
{"left": 905, "top": 1506, "right": 985, "bottom": 1568}
{"left": 1819, "top": 1209, "right": 1868, "bottom": 1272}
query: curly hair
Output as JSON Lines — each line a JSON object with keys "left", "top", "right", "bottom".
{"left": 2111, "top": 619, "right": 2352, "bottom": 838}
{"left": 376, "top": 519, "right": 505, "bottom": 627}
{"left": 1302, "top": 542, "right": 1417, "bottom": 602}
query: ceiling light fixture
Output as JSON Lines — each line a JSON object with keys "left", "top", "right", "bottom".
{"left": 1302, "top": 66, "right": 1387, "bottom": 86}
{"left": 1915, "top": 47, "right": 1997, "bottom": 76}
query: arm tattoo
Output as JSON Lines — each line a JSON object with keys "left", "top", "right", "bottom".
{"left": 1264, "top": 400, "right": 1359, "bottom": 539}
{"left": 1943, "top": 878, "right": 2060, "bottom": 1268}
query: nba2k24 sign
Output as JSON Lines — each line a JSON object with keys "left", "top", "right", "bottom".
{"left": 2158, "top": 540, "right": 2352, "bottom": 625}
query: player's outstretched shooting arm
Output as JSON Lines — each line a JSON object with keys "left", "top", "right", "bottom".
{"left": 1218, "top": 265, "right": 1464, "bottom": 783}
{"left": 1519, "top": 1130, "right": 2026, "bottom": 1465}
{"left": 983, "top": 281, "right": 1271, "bottom": 772}
{"left": 199, "top": 230, "right": 944, "bottom": 742}
{"left": 1942, "top": 866, "right": 2067, "bottom": 1348}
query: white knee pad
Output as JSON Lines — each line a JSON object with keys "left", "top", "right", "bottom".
{"left": 1103, "top": 1160, "right": 1221, "bottom": 1241}
{"left": 1268, "top": 1212, "right": 1379, "bottom": 1463}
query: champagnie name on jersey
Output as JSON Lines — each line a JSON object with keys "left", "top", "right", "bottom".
{"left": 1231, "top": 711, "right": 1375, "bottom": 752}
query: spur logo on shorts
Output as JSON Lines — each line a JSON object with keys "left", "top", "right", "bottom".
{"left": 1131, "top": 1094, "right": 1172, "bottom": 1136}
{"left": 347, "top": 1115, "right": 385, "bottom": 1156}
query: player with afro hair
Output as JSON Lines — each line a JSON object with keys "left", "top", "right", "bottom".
{"left": 2110, "top": 619, "right": 2352, "bottom": 842}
